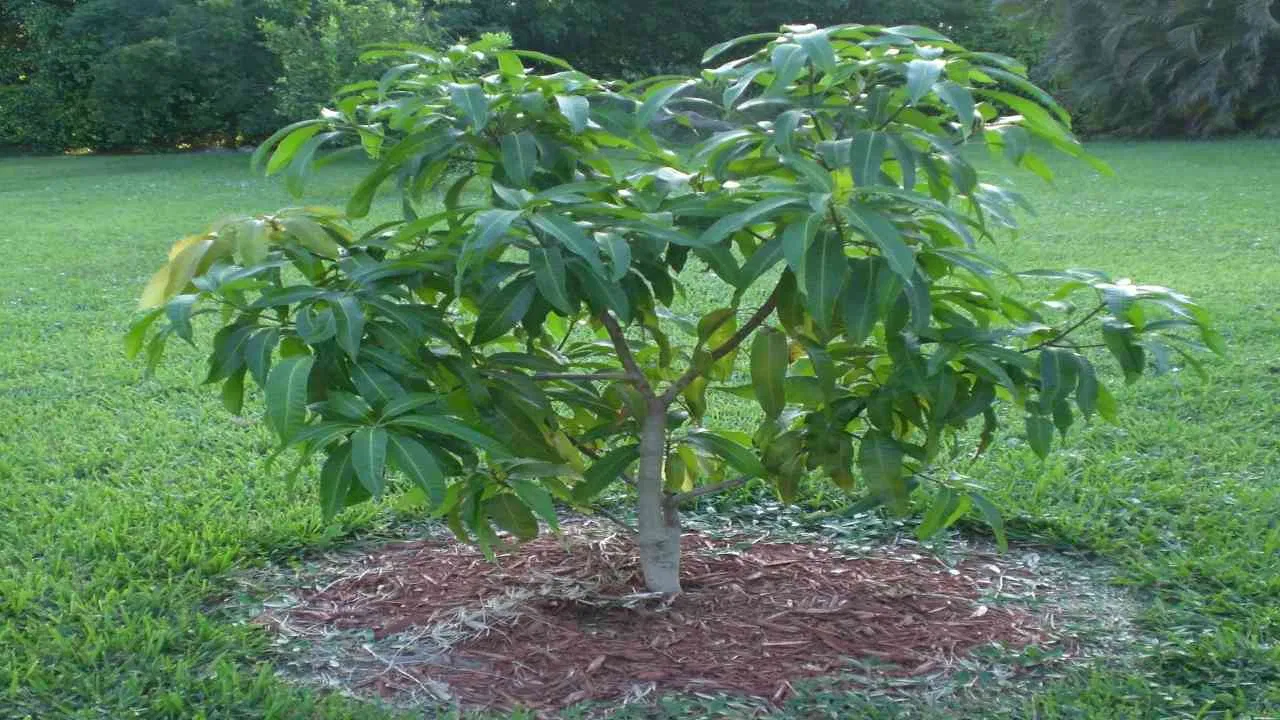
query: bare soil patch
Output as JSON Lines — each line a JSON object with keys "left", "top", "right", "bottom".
{"left": 254, "top": 524, "right": 1070, "bottom": 712}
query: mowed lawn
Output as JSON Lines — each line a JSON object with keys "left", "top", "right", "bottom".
{"left": 1, "top": 142, "right": 1278, "bottom": 718}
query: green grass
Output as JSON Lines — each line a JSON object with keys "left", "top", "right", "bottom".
{"left": 2, "top": 141, "right": 1279, "bottom": 718}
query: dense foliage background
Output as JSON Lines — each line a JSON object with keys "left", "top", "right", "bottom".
{"left": 2, "top": 0, "right": 1278, "bottom": 150}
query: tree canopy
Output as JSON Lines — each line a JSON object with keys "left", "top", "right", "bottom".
{"left": 131, "top": 26, "right": 1217, "bottom": 593}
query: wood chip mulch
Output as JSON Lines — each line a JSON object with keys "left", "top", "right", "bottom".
{"left": 256, "top": 528, "right": 1048, "bottom": 711}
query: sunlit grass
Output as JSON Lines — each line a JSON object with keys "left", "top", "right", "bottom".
{"left": 1, "top": 141, "right": 1278, "bottom": 717}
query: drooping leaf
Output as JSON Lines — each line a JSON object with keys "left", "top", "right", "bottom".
{"left": 859, "top": 431, "right": 908, "bottom": 514}
{"left": 472, "top": 277, "right": 537, "bottom": 344}
{"left": 1025, "top": 414, "right": 1053, "bottom": 459}
{"left": 331, "top": 294, "right": 365, "bottom": 361}
{"left": 510, "top": 479, "right": 559, "bottom": 531}
{"left": 387, "top": 432, "right": 446, "bottom": 506}
{"left": 906, "top": 59, "right": 945, "bottom": 104}
{"left": 573, "top": 444, "right": 639, "bottom": 503}
{"left": 530, "top": 246, "right": 574, "bottom": 314}
{"left": 686, "top": 431, "right": 765, "bottom": 478}
{"left": 556, "top": 95, "right": 590, "bottom": 134}
{"left": 449, "top": 83, "right": 490, "bottom": 130}
{"left": 750, "top": 327, "right": 789, "bottom": 418}
{"left": 800, "top": 230, "right": 847, "bottom": 335}
{"left": 319, "top": 443, "right": 355, "bottom": 521}
{"left": 850, "top": 131, "right": 888, "bottom": 186}
{"left": 351, "top": 427, "right": 388, "bottom": 496}
{"left": 500, "top": 132, "right": 539, "bottom": 187}
{"left": 265, "top": 355, "right": 314, "bottom": 443}
{"left": 486, "top": 494, "right": 539, "bottom": 540}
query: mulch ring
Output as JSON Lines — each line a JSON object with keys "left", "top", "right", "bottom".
{"left": 255, "top": 525, "right": 1061, "bottom": 712}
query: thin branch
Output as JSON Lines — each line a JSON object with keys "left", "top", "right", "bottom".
{"left": 599, "top": 311, "right": 654, "bottom": 396}
{"left": 1022, "top": 304, "right": 1106, "bottom": 354}
{"left": 589, "top": 504, "right": 636, "bottom": 535}
{"left": 666, "top": 476, "right": 750, "bottom": 508}
{"left": 875, "top": 102, "right": 909, "bottom": 132}
{"left": 661, "top": 283, "right": 783, "bottom": 405}
{"left": 531, "top": 371, "right": 634, "bottom": 383}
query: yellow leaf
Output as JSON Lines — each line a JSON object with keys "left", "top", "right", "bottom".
{"left": 165, "top": 236, "right": 215, "bottom": 298}
{"left": 138, "top": 265, "right": 173, "bottom": 309}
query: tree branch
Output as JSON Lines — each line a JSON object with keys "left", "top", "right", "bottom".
{"left": 661, "top": 283, "right": 783, "bottom": 405}
{"left": 589, "top": 504, "right": 636, "bottom": 535}
{"left": 531, "top": 371, "right": 634, "bottom": 383}
{"left": 599, "top": 311, "right": 654, "bottom": 396}
{"left": 666, "top": 476, "right": 750, "bottom": 508}
{"left": 1022, "top": 304, "right": 1106, "bottom": 354}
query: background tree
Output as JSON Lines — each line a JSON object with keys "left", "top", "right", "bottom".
{"left": 130, "top": 24, "right": 1217, "bottom": 593}
{"left": 999, "top": 0, "right": 1280, "bottom": 136}
{"left": 260, "top": 0, "right": 440, "bottom": 122}
{"left": 432, "top": 0, "right": 1042, "bottom": 77}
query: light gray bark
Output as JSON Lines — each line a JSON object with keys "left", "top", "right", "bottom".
{"left": 635, "top": 398, "right": 681, "bottom": 593}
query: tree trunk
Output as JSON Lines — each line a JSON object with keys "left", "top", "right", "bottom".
{"left": 636, "top": 398, "right": 682, "bottom": 593}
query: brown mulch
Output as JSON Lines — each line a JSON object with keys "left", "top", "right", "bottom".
{"left": 256, "top": 527, "right": 1050, "bottom": 711}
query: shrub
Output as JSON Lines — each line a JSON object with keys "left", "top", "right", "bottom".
{"left": 130, "top": 25, "right": 1217, "bottom": 593}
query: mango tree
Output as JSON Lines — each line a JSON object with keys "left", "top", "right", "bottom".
{"left": 129, "top": 26, "right": 1218, "bottom": 593}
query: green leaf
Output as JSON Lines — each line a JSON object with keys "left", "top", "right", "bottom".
{"left": 968, "top": 491, "right": 1008, "bottom": 551}
{"left": 738, "top": 235, "right": 785, "bottom": 290}
{"left": 1075, "top": 358, "right": 1099, "bottom": 419}
{"left": 602, "top": 232, "right": 631, "bottom": 282}
{"left": 323, "top": 391, "right": 374, "bottom": 422}
{"left": 266, "top": 124, "right": 323, "bottom": 176}
{"left": 859, "top": 431, "right": 908, "bottom": 514}
{"left": 389, "top": 414, "right": 510, "bottom": 456}
{"left": 697, "top": 196, "right": 805, "bottom": 248}
{"left": 124, "top": 309, "right": 163, "bottom": 359}
{"left": 772, "top": 110, "right": 805, "bottom": 153}
{"left": 1103, "top": 322, "right": 1145, "bottom": 383}
{"left": 265, "top": 355, "right": 314, "bottom": 443}
{"left": 841, "top": 257, "right": 880, "bottom": 343}
{"left": 351, "top": 362, "right": 405, "bottom": 408}
{"left": 574, "top": 444, "right": 639, "bottom": 503}
{"left": 221, "top": 369, "right": 246, "bottom": 415}
{"left": 556, "top": 95, "right": 589, "bottom": 134}
{"left": 936, "top": 80, "right": 972, "bottom": 132}
{"left": 1038, "top": 348, "right": 1077, "bottom": 413}
{"left": 449, "top": 83, "right": 490, "bottom": 130}
{"left": 906, "top": 59, "right": 945, "bottom": 104}
{"left": 459, "top": 209, "right": 522, "bottom": 279}
{"left": 510, "top": 479, "right": 559, "bottom": 531}
{"left": 1096, "top": 383, "right": 1119, "bottom": 424}
{"left": 380, "top": 393, "right": 442, "bottom": 420}
{"left": 702, "top": 31, "right": 780, "bottom": 63}
{"left": 800, "top": 229, "right": 847, "bottom": 335}
{"left": 486, "top": 494, "right": 539, "bottom": 540}
{"left": 472, "top": 277, "right": 537, "bottom": 344}
{"left": 638, "top": 79, "right": 695, "bottom": 128}
{"left": 332, "top": 294, "right": 365, "bottom": 361}
{"left": 1025, "top": 414, "right": 1053, "bottom": 459}
{"left": 244, "top": 328, "right": 278, "bottom": 387}
{"left": 387, "top": 432, "right": 446, "bottom": 506}
{"left": 781, "top": 213, "right": 821, "bottom": 287}
{"left": 351, "top": 427, "right": 388, "bottom": 496}
{"left": 843, "top": 204, "right": 914, "bottom": 280}
{"left": 686, "top": 431, "right": 765, "bottom": 478}
{"left": 529, "top": 246, "right": 573, "bottom": 314}
{"left": 319, "top": 443, "right": 354, "bottom": 521}
{"left": 252, "top": 119, "right": 325, "bottom": 173}
{"left": 796, "top": 30, "right": 837, "bottom": 74}
{"left": 500, "top": 132, "right": 539, "bottom": 187}
{"left": 850, "top": 131, "right": 888, "bottom": 186}
{"left": 750, "top": 327, "right": 789, "bottom": 418}
{"left": 766, "top": 43, "right": 807, "bottom": 97}
{"left": 530, "top": 212, "right": 604, "bottom": 276}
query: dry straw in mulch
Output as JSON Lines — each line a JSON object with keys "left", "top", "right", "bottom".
{"left": 245, "top": 521, "right": 1122, "bottom": 712}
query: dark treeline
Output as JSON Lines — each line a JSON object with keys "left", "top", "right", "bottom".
{"left": 2, "top": 0, "right": 1276, "bottom": 151}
